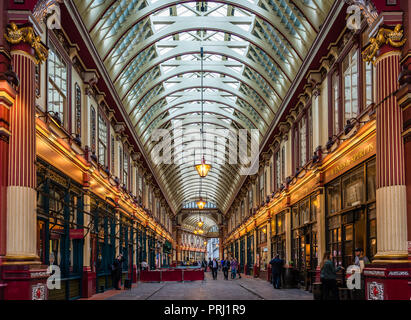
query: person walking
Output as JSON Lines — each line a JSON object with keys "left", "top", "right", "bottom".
{"left": 269, "top": 254, "right": 284, "bottom": 289}
{"left": 211, "top": 258, "right": 218, "bottom": 280}
{"left": 222, "top": 258, "right": 230, "bottom": 280}
{"left": 320, "top": 252, "right": 343, "bottom": 300}
{"left": 230, "top": 257, "right": 238, "bottom": 279}
{"left": 111, "top": 253, "right": 124, "bottom": 290}
{"left": 220, "top": 258, "right": 224, "bottom": 272}
{"left": 208, "top": 258, "right": 213, "bottom": 273}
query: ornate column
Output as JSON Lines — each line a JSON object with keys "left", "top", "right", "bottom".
{"left": 363, "top": 24, "right": 408, "bottom": 262}
{"left": 362, "top": 16, "right": 411, "bottom": 300}
{"left": 0, "top": 52, "right": 17, "bottom": 260}
{"left": 4, "top": 23, "right": 47, "bottom": 264}
{"left": 1, "top": 21, "right": 49, "bottom": 300}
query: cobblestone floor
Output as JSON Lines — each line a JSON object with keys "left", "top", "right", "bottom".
{"left": 104, "top": 271, "right": 313, "bottom": 300}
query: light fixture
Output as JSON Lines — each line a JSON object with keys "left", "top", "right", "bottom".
{"left": 197, "top": 198, "right": 206, "bottom": 210}
{"left": 197, "top": 218, "right": 204, "bottom": 227}
{"left": 195, "top": 157, "right": 211, "bottom": 178}
{"left": 194, "top": 47, "right": 211, "bottom": 178}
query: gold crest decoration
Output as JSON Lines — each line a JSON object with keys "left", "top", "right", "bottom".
{"left": 4, "top": 22, "right": 48, "bottom": 64}
{"left": 362, "top": 24, "right": 407, "bottom": 63}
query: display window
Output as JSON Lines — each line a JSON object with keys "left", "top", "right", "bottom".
{"left": 325, "top": 157, "right": 376, "bottom": 270}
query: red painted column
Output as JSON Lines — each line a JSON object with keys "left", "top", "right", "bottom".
{"left": 363, "top": 20, "right": 411, "bottom": 300}
{"left": 1, "top": 21, "right": 49, "bottom": 300}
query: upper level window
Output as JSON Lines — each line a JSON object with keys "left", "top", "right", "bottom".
{"left": 343, "top": 46, "right": 359, "bottom": 124}
{"left": 299, "top": 116, "right": 307, "bottom": 168}
{"left": 364, "top": 61, "right": 374, "bottom": 107}
{"left": 74, "top": 84, "right": 81, "bottom": 138}
{"left": 259, "top": 173, "right": 265, "bottom": 204}
{"left": 332, "top": 71, "right": 340, "bottom": 135}
{"left": 123, "top": 150, "right": 129, "bottom": 188}
{"left": 90, "top": 106, "right": 96, "bottom": 154}
{"left": 98, "top": 113, "right": 107, "bottom": 167}
{"left": 248, "top": 187, "right": 253, "bottom": 212}
{"left": 275, "top": 151, "right": 281, "bottom": 191}
{"left": 111, "top": 135, "right": 115, "bottom": 172}
{"left": 48, "top": 43, "right": 67, "bottom": 125}
{"left": 241, "top": 200, "right": 245, "bottom": 220}
{"left": 281, "top": 146, "right": 285, "bottom": 181}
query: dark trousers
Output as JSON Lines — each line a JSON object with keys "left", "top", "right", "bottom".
{"left": 272, "top": 273, "right": 281, "bottom": 289}
{"left": 112, "top": 272, "right": 121, "bottom": 289}
{"left": 321, "top": 278, "right": 339, "bottom": 300}
{"left": 212, "top": 268, "right": 218, "bottom": 279}
{"left": 223, "top": 268, "right": 228, "bottom": 280}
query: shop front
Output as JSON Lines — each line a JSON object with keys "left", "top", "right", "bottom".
{"left": 246, "top": 231, "right": 254, "bottom": 275}
{"left": 36, "top": 159, "right": 85, "bottom": 300}
{"left": 290, "top": 194, "right": 319, "bottom": 290}
{"left": 257, "top": 225, "right": 268, "bottom": 279}
{"left": 271, "top": 211, "right": 286, "bottom": 260}
{"left": 325, "top": 157, "right": 377, "bottom": 285}
{"left": 239, "top": 236, "right": 245, "bottom": 272}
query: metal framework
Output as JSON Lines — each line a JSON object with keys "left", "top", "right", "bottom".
{"left": 73, "top": 0, "right": 334, "bottom": 230}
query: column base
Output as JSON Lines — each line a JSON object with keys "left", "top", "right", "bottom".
{"left": 363, "top": 262, "right": 411, "bottom": 300}
{"left": 0, "top": 258, "right": 49, "bottom": 300}
{"left": 81, "top": 267, "right": 96, "bottom": 298}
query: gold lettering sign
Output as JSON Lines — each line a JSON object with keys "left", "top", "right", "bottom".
{"left": 325, "top": 137, "right": 376, "bottom": 183}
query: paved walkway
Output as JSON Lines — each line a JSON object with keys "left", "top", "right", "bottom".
{"left": 89, "top": 271, "right": 313, "bottom": 300}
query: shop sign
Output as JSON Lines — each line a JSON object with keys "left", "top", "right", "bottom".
{"left": 325, "top": 136, "right": 376, "bottom": 184}
{"left": 69, "top": 228, "right": 84, "bottom": 239}
{"left": 289, "top": 175, "right": 319, "bottom": 205}
{"left": 368, "top": 281, "right": 384, "bottom": 300}
{"left": 363, "top": 270, "right": 385, "bottom": 277}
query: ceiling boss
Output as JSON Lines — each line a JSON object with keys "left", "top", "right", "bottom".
{"left": 4, "top": 22, "right": 48, "bottom": 64}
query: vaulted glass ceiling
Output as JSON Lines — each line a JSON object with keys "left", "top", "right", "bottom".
{"left": 74, "top": 0, "right": 334, "bottom": 225}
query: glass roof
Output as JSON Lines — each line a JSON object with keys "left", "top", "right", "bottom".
{"left": 74, "top": 0, "right": 335, "bottom": 227}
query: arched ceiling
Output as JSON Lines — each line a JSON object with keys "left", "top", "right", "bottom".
{"left": 73, "top": 0, "right": 335, "bottom": 230}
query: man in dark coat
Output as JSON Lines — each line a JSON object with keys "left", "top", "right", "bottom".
{"left": 111, "top": 253, "right": 124, "bottom": 290}
{"left": 269, "top": 254, "right": 284, "bottom": 289}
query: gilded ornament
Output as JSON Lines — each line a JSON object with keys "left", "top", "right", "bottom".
{"left": 4, "top": 22, "right": 48, "bottom": 64}
{"left": 362, "top": 24, "right": 407, "bottom": 63}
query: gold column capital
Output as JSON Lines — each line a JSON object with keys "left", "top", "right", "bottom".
{"left": 4, "top": 22, "right": 48, "bottom": 64}
{"left": 362, "top": 24, "right": 406, "bottom": 64}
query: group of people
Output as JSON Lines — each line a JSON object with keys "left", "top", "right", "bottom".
{"left": 203, "top": 257, "right": 242, "bottom": 280}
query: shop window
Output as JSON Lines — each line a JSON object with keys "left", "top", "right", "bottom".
{"left": 343, "top": 46, "right": 359, "bottom": 124}
{"left": 310, "top": 194, "right": 319, "bottom": 222}
{"left": 300, "top": 199, "right": 310, "bottom": 225}
{"left": 327, "top": 180, "right": 341, "bottom": 215}
{"left": 47, "top": 43, "right": 67, "bottom": 125}
{"left": 98, "top": 113, "right": 108, "bottom": 167}
{"left": 367, "top": 159, "right": 376, "bottom": 202}
{"left": 367, "top": 203, "right": 377, "bottom": 259}
{"left": 327, "top": 215, "right": 342, "bottom": 267}
{"left": 342, "top": 167, "right": 364, "bottom": 208}
{"left": 292, "top": 205, "right": 300, "bottom": 229}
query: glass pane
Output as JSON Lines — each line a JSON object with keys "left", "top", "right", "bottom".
{"left": 327, "top": 180, "right": 341, "bottom": 215}
{"left": 342, "top": 167, "right": 364, "bottom": 208}
{"left": 367, "top": 159, "right": 376, "bottom": 201}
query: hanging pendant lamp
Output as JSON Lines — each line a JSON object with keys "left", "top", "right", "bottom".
{"left": 195, "top": 47, "right": 211, "bottom": 178}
